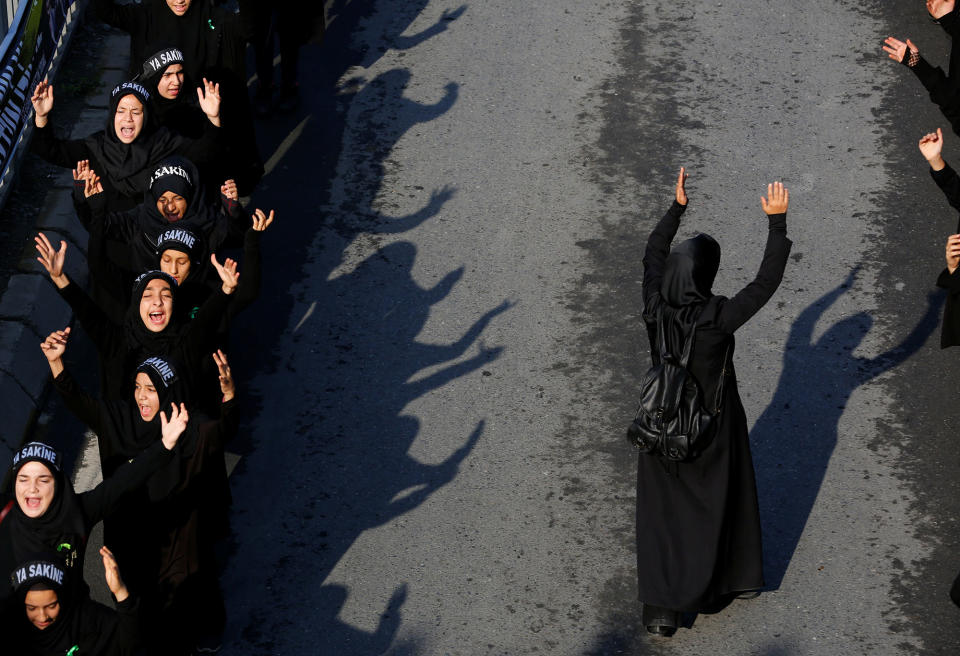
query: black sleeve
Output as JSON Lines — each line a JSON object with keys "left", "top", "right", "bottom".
{"left": 91, "top": 0, "right": 142, "bottom": 32}
{"left": 181, "top": 287, "right": 232, "bottom": 362}
{"left": 52, "top": 370, "right": 104, "bottom": 434}
{"left": 715, "top": 213, "right": 792, "bottom": 334}
{"left": 30, "top": 123, "right": 90, "bottom": 168}
{"left": 57, "top": 281, "right": 126, "bottom": 360}
{"left": 112, "top": 595, "right": 141, "bottom": 655}
{"left": 78, "top": 440, "right": 174, "bottom": 525}
{"left": 226, "top": 229, "right": 261, "bottom": 319}
{"left": 937, "top": 267, "right": 960, "bottom": 292}
{"left": 642, "top": 200, "right": 686, "bottom": 310}
{"left": 930, "top": 163, "right": 960, "bottom": 226}
{"left": 206, "top": 398, "right": 239, "bottom": 455}
{"left": 176, "top": 120, "right": 226, "bottom": 168}
{"left": 911, "top": 58, "right": 960, "bottom": 135}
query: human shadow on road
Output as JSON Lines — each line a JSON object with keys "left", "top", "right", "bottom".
{"left": 752, "top": 269, "right": 943, "bottom": 590}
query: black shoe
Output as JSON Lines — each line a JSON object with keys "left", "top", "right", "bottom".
{"left": 642, "top": 603, "right": 678, "bottom": 637}
{"left": 737, "top": 590, "right": 761, "bottom": 600}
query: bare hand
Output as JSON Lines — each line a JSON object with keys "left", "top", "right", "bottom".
{"left": 72, "top": 160, "right": 92, "bottom": 183}
{"left": 84, "top": 172, "right": 103, "bottom": 198}
{"left": 210, "top": 253, "right": 239, "bottom": 293}
{"left": 947, "top": 234, "right": 960, "bottom": 273}
{"left": 675, "top": 167, "right": 689, "bottom": 206}
{"left": 220, "top": 179, "right": 238, "bottom": 202}
{"left": 99, "top": 546, "right": 129, "bottom": 602}
{"left": 919, "top": 128, "right": 947, "bottom": 170}
{"left": 883, "top": 36, "right": 919, "bottom": 64}
{"left": 160, "top": 402, "right": 189, "bottom": 450}
{"left": 35, "top": 232, "right": 69, "bottom": 288}
{"left": 252, "top": 208, "right": 274, "bottom": 231}
{"left": 761, "top": 181, "right": 789, "bottom": 215}
{"left": 213, "top": 349, "right": 235, "bottom": 401}
{"left": 928, "top": 0, "right": 955, "bottom": 19}
{"left": 31, "top": 79, "right": 53, "bottom": 124}
{"left": 197, "top": 78, "right": 221, "bottom": 125}
{"left": 40, "top": 326, "right": 70, "bottom": 363}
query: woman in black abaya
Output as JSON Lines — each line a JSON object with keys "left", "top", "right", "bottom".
{"left": 31, "top": 78, "right": 223, "bottom": 212}
{"left": 8, "top": 547, "right": 139, "bottom": 655}
{"left": 636, "top": 169, "right": 792, "bottom": 635}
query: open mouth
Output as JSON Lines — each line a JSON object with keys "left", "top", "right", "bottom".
{"left": 139, "top": 404, "right": 154, "bottom": 418}
{"left": 148, "top": 310, "right": 166, "bottom": 326}
{"left": 25, "top": 497, "right": 41, "bottom": 510}
{"left": 169, "top": 86, "right": 180, "bottom": 97}
{"left": 120, "top": 126, "right": 135, "bottom": 140}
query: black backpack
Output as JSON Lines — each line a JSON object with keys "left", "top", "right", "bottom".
{"left": 627, "top": 305, "right": 726, "bottom": 461}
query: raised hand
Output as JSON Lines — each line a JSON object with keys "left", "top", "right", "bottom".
{"left": 72, "top": 160, "right": 91, "bottom": 183}
{"left": 928, "top": 0, "right": 955, "bottom": 19}
{"left": 761, "top": 181, "right": 789, "bottom": 215}
{"left": 31, "top": 79, "right": 53, "bottom": 126}
{"left": 883, "top": 36, "right": 919, "bottom": 65}
{"left": 35, "top": 232, "right": 69, "bottom": 288}
{"left": 675, "top": 167, "right": 689, "bottom": 206}
{"left": 213, "top": 349, "right": 235, "bottom": 401}
{"left": 197, "top": 78, "right": 221, "bottom": 126}
{"left": 251, "top": 208, "right": 275, "bottom": 231}
{"left": 40, "top": 326, "right": 70, "bottom": 362}
{"left": 919, "top": 128, "right": 947, "bottom": 170}
{"left": 220, "top": 179, "right": 238, "bottom": 202}
{"left": 99, "top": 546, "right": 129, "bottom": 602}
{"left": 210, "top": 253, "right": 239, "bottom": 294}
{"left": 159, "top": 402, "right": 189, "bottom": 450}
{"left": 85, "top": 172, "right": 103, "bottom": 198}
{"left": 947, "top": 234, "right": 960, "bottom": 273}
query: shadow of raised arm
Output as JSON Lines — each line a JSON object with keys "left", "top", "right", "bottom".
{"left": 393, "top": 6, "right": 466, "bottom": 50}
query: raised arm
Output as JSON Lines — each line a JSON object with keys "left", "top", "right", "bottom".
{"left": 715, "top": 182, "right": 793, "bottom": 334}
{"left": 40, "top": 326, "right": 104, "bottom": 432}
{"left": 78, "top": 404, "right": 188, "bottom": 524}
{"left": 30, "top": 81, "right": 91, "bottom": 167}
{"left": 642, "top": 167, "right": 688, "bottom": 310}
{"left": 226, "top": 209, "right": 273, "bottom": 318}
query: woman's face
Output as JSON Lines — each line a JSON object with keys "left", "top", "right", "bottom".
{"left": 160, "top": 249, "right": 191, "bottom": 284}
{"left": 139, "top": 278, "right": 174, "bottom": 332}
{"left": 134, "top": 372, "right": 160, "bottom": 421}
{"left": 24, "top": 589, "right": 59, "bottom": 630}
{"left": 157, "top": 64, "right": 184, "bottom": 100}
{"left": 156, "top": 192, "right": 187, "bottom": 221}
{"left": 165, "top": 0, "right": 191, "bottom": 16}
{"left": 114, "top": 95, "right": 144, "bottom": 144}
{"left": 15, "top": 462, "right": 55, "bottom": 518}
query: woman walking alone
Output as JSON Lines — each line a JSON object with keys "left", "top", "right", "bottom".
{"left": 636, "top": 169, "right": 792, "bottom": 635}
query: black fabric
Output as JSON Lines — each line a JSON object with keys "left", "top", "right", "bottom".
{"left": 122, "top": 270, "right": 182, "bottom": 356}
{"left": 82, "top": 82, "right": 181, "bottom": 199}
{"left": 0, "top": 441, "right": 173, "bottom": 628}
{"left": 926, "top": 162, "right": 960, "bottom": 347}
{"left": 635, "top": 199, "right": 792, "bottom": 611}
{"left": 155, "top": 225, "right": 202, "bottom": 262}
{"left": 148, "top": 156, "right": 195, "bottom": 204}
{"left": 9, "top": 555, "right": 139, "bottom": 656}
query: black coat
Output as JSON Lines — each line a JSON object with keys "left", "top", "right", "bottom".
{"left": 635, "top": 200, "right": 791, "bottom": 611}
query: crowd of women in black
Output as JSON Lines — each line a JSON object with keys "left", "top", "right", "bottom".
{"left": 0, "top": 0, "right": 320, "bottom": 654}
{"left": 630, "top": 0, "right": 960, "bottom": 639}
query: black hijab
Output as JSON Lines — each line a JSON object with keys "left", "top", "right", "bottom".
{"left": 99, "top": 356, "right": 199, "bottom": 501}
{"left": 658, "top": 234, "right": 721, "bottom": 355}
{"left": 122, "top": 270, "right": 183, "bottom": 355}
{"left": 5, "top": 444, "right": 86, "bottom": 583}
{"left": 144, "top": 0, "right": 213, "bottom": 83}
{"left": 82, "top": 81, "right": 181, "bottom": 198}
{"left": 138, "top": 44, "right": 206, "bottom": 138}
{"left": 10, "top": 556, "right": 126, "bottom": 656}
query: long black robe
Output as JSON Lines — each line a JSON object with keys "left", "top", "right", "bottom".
{"left": 921, "top": 161, "right": 960, "bottom": 347}
{"left": 636, "top": 200, "right": 791, "bottom": 611}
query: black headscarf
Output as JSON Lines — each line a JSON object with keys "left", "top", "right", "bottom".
{"left": 9, "top": 556, "right": 77, "bottom": 653}
{"left": 659, "top": 234, "right": 721, "bottom": 355}
{"left": 138, "top": 43, "right": 205, "bottom": 138}
{"left": 144, "top": 0, "right": 213, "bottom": 83}
{"left": 122, "top": 270, "right": 183, "bottom": 355}
{"left": 98, "top": 356, "right": 198, "bottom": 500}
{"left": 82, "top": 82, "right": 181, "bottom": 198}
{"left": 5, "top": 443, "right": 86, "bottom": 583}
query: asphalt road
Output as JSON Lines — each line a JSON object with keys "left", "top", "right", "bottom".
{"left": 48, "top": 0, "right": 960, "bottom": 653}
